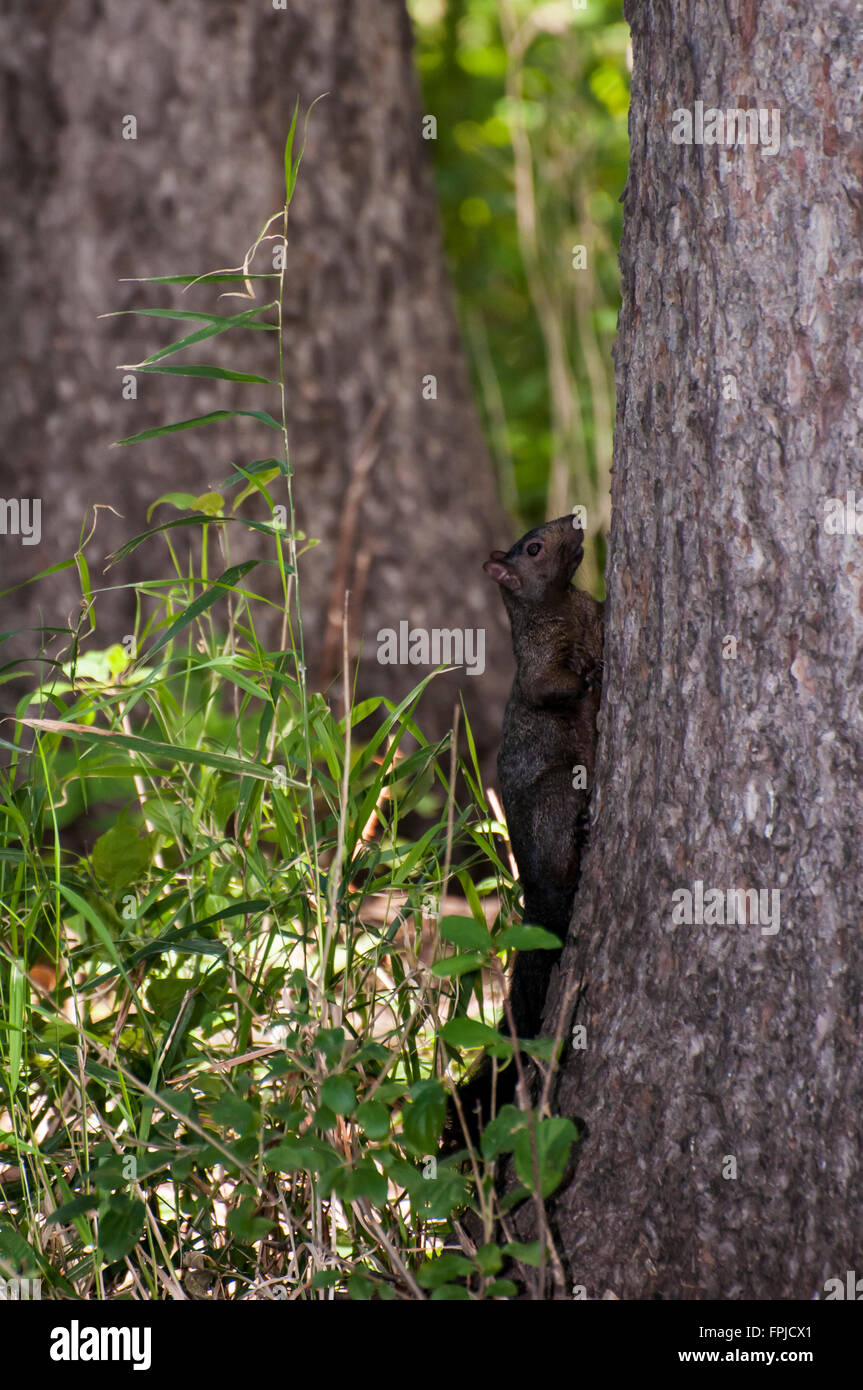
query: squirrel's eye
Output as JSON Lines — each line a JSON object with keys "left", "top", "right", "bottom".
{"left": 526, "top": 542, "right": 542, "bottom": 556}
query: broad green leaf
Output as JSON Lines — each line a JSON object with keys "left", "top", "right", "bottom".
{"left": 98, "top": 1196, "right": 146, "bottom": 1262}
{"left": 91, "top": 823, "right": 154, "bottom": 893}
{"left": 481, "top": 1105, "right": 527, "bottom": 1161}
{"left": 192, "top": 491, "right": 224, "bottom": 516}
{"left": 440, "top": 1018, "right": 501, "bottom": 1048}
{"left": 416, "top": 1252, "right": 475, "bottom": 1289}
{"left": 45, "top": 1195, "right": 99, "bottom": 1226}
{"left": 337, "top": 1159, "right": 387, "bottom": 1206}
{"left": 430, "top": 952, "right": 485, "bottom": 978}
{"left": 502, "top": 1240, "right": 543, "bottom": 1267}
{"left": 355, "top": 1101, "right": 389, "bottom": 1140}
{"left": 147, "top": 492, "right": 197, "bottom": 519}
{"left": 475, "top": 1243, "right": 503, "bottom": 1275}
{"left": 320, "top": 1075, "right": 356, "bottom": 1116}
{"left": 439, "top": 914, "right": 492, "bottom": 950}
{"left": 402, "top": 1079, "right": 446, "bottom": 1153}
{"left": 513, "top": 1116, "right": 578, "bottom": 1199}
{"left": 497, "top": 924, "right": 562, "bottom": 951}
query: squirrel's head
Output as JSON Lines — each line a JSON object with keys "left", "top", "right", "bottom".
{"left": 483, "top": 515, "right": 585, "bottom": 603}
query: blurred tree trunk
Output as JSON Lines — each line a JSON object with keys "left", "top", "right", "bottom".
{"left": 0, "top": 0, "right": 511, "bottom": 762}
{"left": 534, "top": 0, "right": 863, "bottom": 1299}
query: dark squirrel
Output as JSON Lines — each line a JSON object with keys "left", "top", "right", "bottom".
{"left": 446, "top": 515, "right": 604, "bottom": 1149}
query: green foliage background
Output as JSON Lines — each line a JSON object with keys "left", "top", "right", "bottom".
{"left": 409, "top": 0, "right": 628, "bottom": 593}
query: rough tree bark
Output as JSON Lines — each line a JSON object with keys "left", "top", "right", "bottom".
{"left": 0, "top": 0, "right": 511, "bottom": 760}
{"left": 541, "top": 0, "right": 863, "bottom": 1299}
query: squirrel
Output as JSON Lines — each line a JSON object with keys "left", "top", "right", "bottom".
{"left": 445, "top": 515, "right": 604, "bottom": 1150}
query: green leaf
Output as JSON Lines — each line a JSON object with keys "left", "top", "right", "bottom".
{"left": 501, "top": 1240, "right": 543, "bottom": 1268}
{"left": 337, "top": 1159, "right": 387, "bottom": 1207}
{"left": 45, "top": 1194, "right": 100, "bottom": 1226}
{"left": 133, "top": 363, "right": 276, "bottom": 384}
{"left": 284, "top": 100, "right": 300, "bottom": 204}
{"left": 439, "top": 914, "right": 492, "bottom": 951}
{"left": 91, "top": 823, "right": 154, "bottom": 893}
{"left": 226, "top": 1200, "right": 272, "bottom": 1244}
{"left": 19, "top": 717, "right": 277, "bottom": 780}
{"left": 120, "top": 273, "right": 277, "bottom": 285}
{"left": 0, "top": 1225, "right": 42, "bottom": 1274}
{"left": 285, "top": 94, "right": 326, "bottom": 206}
{"left": 356, "top": 1101, "right": 389, "bottom": 1140}
{"left": 192, "top": 491, "right": 225, "bottom": 516}
{"left": 8, "top": 959, "right": 25, "bottom": 1095}
{"left": 440, "top": 1018, "right": 501, "bottom": 1049}
{"left": 114, "top": 409, "right": 282, "bottom": 447}
{"left": 497, "top": 924, "right": 562, "bottom": 951}
{"left": 485, "top": 1279, "right": 519, "bottom": 1297}
{"left": 212, "top": 1096, "right": 256, "bottom": 1134}
{"left": 320, "top": 1075, "right": 356, "bottom": 1116}
{"left": 144, "top": 559, "right": 259, "bottom": 658}
{"left": 98, "top": 1196, "right": 146, "bottom": 1262}
{"left": 417, "top": 1252, "right": 475, "bottom": 1289}
{"left": 475, "top": 1243, "right": 503, "bottom": 1276}
{"left": 481, "top": 1105, "right": 528, "bottom": 1161}
{"left": 106, "top": 303, "right": 278, "bottom": 366}
{"left": 147, "top": 492, "right": 198, "bottom": 520}
{"left": 402, "top": 1079, "right": 446, "bottom": 1153}
{"left": 314, "top": 1028, "right": 345, "bottom": 1069}
{"left": 233, "top": 467, "right": 281, "bottom": 511}
{"left": 106, "top": 512, "right": 293, "bottom": 567}
{"left": 513, "top": 1116, "right": 578, "bottom": 1199}
{"left": 430, "top": 952, "right": 485, "bottom": 978}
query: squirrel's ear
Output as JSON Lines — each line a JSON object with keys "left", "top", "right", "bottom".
{"left": 483, "top": 558, "right": 521, "bottom": 591}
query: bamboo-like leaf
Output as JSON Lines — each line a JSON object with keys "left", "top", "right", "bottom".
{"left": 221, "top": 458, "right": 283, "bottom": 487}
{"left": 119, "top": 273, "right": 278, "bottom": 284}
{"left": 114, "top": 409, "right": 281, "bottom": 447}
{"left": 132, "top": 363, "right": 276, "bottom": 385}
{"left": 106, "top": 513, "right": 292, "bottom": 566}
{"left": 8, "top": 959, "right": 26, "bottom": 1093}
{"left": 284, "top": 100, "right": 300, "bottom": 205}
{"left": 143, "top": 560, "right": 258, "bottom": 657}
{"left": 285, "top": 94, "right": 327, "bottom": 207}
{"left": 107, "top": 304, "right": 278, "bottom": 367}
{"left": 17, "top": 718, "right": 283, "bottom": 780}
{"left": 0, "top": 557, "right": 76, "bottom": 600}
{"left": 81, "top": 898, "right": 270, "bottom": 991}
{"left": 107, "top": 305, "right": 276, "bottom": 328}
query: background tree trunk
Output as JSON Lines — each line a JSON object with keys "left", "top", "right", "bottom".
{"left": 0, "top": 0, "right": 511, "bottom": 762}
{"left": 543, "top": 0, "right": 863, "bottom": 1299}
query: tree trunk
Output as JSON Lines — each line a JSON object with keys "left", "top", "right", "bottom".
{"left": 0, "top": 0, "right": 511, "bottom": 761}
{"left": 543, "top": 0, "right": 863, "bottom": 1299}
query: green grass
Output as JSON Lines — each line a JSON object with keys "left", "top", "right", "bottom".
{"left": 0, "top": 120, "right": 577, "bottom": 1301}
